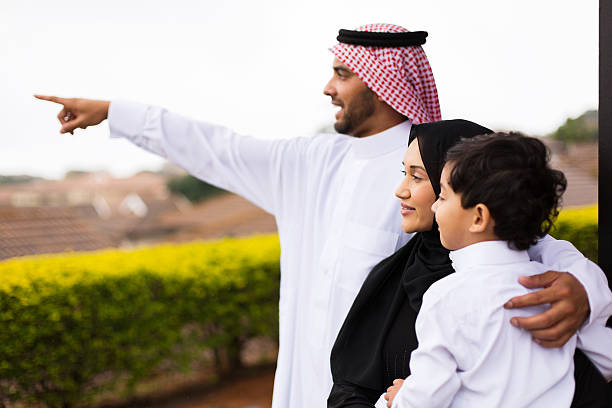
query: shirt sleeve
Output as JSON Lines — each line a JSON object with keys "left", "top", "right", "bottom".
{"left": 391, "top": 297, "right": 460, "bottom": 408}
{"left": 577, "top": 315, "right": 612, "bottom": 381}
{"left": 527, "top": 235, "right": 612, "bottom": 327}
{"left": 108, "top": 99, "right": 312, "bottom": 215}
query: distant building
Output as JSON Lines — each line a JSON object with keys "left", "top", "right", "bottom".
{"left": 0, "top": 170, "right": 277, "bottom": 261}
{"left": 0, "top": 206, "right": 114, "bottom": 260}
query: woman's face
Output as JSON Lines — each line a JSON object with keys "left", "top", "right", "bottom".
{"left": 395, "top": 139, "right": 436, "bottom": 233}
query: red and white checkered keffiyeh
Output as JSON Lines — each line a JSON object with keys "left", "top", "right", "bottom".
{"left": 330, "top": 23, "right": 441, "bottom": 125}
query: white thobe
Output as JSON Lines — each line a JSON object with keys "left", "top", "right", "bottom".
{"left": 393, "top": 241, "right": 612, "bottom": 408}
{"left": 108, "top": 100, "right": 610, "bottom": 408}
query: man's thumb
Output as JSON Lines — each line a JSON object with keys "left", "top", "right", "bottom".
{"left": 60, "top": 118, "right": 84, "bottom": 134}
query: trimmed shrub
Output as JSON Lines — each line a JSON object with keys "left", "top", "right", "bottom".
{"left": 0, "top": 235, "right": 280, "bottom": 407}
{"left": 551, "top": 205, "right": 598, "bottom": 262}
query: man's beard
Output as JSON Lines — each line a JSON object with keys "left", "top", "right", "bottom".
{"left": 333, "top": 87, "right": 376, "bottom": 137}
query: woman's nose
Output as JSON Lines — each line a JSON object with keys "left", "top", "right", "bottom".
{"left": 395, "top": 179, "right": 410, "bottom": 199}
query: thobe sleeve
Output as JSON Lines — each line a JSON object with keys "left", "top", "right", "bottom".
{"left": 577, "top": 287, "right": 612, "bottom": 381}
{"left": 108, "top": 99, "right": 311, "bottom": 215}
{"left": 527, "top": 235, "right": 612, "bottom": 327}
{"left": 391, "top": 298, "right": 460, "bottom": 408}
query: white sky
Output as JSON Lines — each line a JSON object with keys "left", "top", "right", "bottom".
{"left": 1, "top": 0, "right": 598, "bottom": 179}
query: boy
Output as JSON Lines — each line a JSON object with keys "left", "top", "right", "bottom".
{"left": 385, "top": 133, "right": 612, "bottom": 407}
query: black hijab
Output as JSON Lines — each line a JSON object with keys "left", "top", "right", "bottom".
{"left": 329, "top": 120, "right": 493, "bottom": 400}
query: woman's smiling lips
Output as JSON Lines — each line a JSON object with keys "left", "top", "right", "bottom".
{"left": 400, "top": 202, "right": 416, "bottom": 215}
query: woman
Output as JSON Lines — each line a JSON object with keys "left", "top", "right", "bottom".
{"left": 327, "top": 120, "right": 611, "bottom": 407}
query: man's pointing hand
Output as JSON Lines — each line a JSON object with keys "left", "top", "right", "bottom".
{"left": 34, "top": 95, "right": 110, "bottom": 134}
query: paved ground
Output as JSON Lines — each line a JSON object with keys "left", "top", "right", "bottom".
{"left": 169, "top": 368, "right": 274, "bottom": 408}
{"left": 141, "top": 366, "right": 275, "bottom": 408}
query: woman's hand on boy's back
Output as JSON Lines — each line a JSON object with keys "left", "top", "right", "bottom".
{"left": 503, "top": 270, "right": 589, "bottom": 348}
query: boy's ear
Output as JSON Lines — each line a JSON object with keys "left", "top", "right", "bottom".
{"left": 468, "top": 203, "right": 493, "bottom": 233}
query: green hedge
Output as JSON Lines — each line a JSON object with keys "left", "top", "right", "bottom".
{"left": 0, "top": 206, "right": 598, "bottom": 407}
{"left": 0, "top": 235, "right": 280, "bottom": 408}
{"left": 551, "top": 205, "right": 598, "bottom": 262}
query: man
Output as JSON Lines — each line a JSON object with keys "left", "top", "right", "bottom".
{"left": 36, "top": 24, "right": 609, "bottom": 407}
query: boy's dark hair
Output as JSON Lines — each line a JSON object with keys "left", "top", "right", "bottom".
{"left": 445, "top": 132, "right": 567, "bottom": 250}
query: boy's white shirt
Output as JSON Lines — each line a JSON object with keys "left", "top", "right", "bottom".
{"left": 392, "top": 240, "right": 612, "bottom": 408}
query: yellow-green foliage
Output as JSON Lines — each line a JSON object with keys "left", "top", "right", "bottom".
{"left": 0, "top": 235, "right": 280, "bottom": 408}
{"left": 551, "top": 205, "right": 598, "bottom": 262}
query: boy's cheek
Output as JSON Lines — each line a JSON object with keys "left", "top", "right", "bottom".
{"left": 439, "top": 231, "right": 450, "bottom": 249}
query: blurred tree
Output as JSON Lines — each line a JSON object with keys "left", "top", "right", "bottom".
{"left": 167, "top": 175, "right": 227, "bottom": 203}
{"left": 64, "top": 170, "right": 91, "bottom": 178}
{"left": 0, "top": 175, "right": 40, "bottom": 185}
{"left": 551, "top": 110, "right": 598, "bottom": 144}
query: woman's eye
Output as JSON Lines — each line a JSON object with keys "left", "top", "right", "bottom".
{"left": 401, "top": 169, "right": 407, "bottom": 176}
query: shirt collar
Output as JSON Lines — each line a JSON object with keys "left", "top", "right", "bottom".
{"left": 350, "top": 120, "right": 412, "bottom": 158}
{"left": 449, "top": 240, "right": 530, "bottom": 272}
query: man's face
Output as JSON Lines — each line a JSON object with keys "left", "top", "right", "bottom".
{"left": 323, "top": 58, "right": 377, "bottom": 137}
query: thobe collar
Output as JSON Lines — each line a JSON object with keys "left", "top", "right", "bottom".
{"left": 350, "top": 120, "right": 412, "bottom": 159}
{"left": 449, "top": 240, "right": 530, "bottom": 272}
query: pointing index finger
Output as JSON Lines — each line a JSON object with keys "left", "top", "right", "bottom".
{"left": 34, "top": 94, "right": 67, "bottom": 105}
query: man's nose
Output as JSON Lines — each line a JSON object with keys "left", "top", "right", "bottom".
{"left": 323, "top": 79, "right": 336, "bottom": 96}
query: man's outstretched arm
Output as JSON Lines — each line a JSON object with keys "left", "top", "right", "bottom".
{"left": 34, "top": 95, "right": 311, "bottom": 215}
{"left": 505, "top": 236, "right": 611, "bottom": 348}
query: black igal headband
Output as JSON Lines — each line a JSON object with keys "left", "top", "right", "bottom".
{"left": 337, "top": 29, "right": 428, "bottom": 47}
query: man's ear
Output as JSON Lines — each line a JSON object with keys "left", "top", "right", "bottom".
{"left": 468, "top": 203, "right": 493, "bottom": 233}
